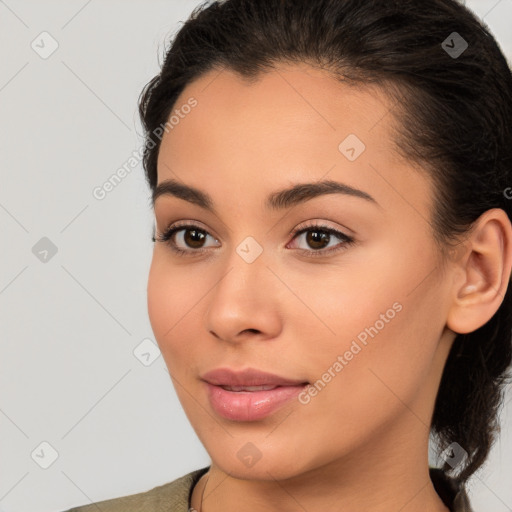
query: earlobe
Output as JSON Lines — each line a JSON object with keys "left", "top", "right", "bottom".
{"left": 446, "top": 208, "right": 512, "bottom": 335}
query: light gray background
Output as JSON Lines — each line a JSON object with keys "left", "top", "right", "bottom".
{"left": 1, "top": 1, "right": 511, "bottom": 511}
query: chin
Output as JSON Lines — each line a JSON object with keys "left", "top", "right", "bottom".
{"left": 214, "top": 455, "right": 305, "bottom": 481}
{"left": 200, "top": 434, "right": 317, "bottom": 481}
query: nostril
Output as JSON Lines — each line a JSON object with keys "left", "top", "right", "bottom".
{"left": 242, "top": 329, "right": 260, "bottom": 334}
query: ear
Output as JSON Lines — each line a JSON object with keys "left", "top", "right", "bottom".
{"left": 447, "top": 208, "right": 512, "bottom": 335}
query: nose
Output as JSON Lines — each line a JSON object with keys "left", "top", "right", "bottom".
{"left": 204, "top": 247, "right": 283, "bottom": 344}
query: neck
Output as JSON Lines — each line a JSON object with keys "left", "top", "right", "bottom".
{"left": 191, "top": 411, "right": 451, "bottom": 512}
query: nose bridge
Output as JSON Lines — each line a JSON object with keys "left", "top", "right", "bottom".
{"left": 214, "top": 233, "right": 269, "bottom": 305}
{"left": 205, "top": 234, "right": 282, "bottom": 340}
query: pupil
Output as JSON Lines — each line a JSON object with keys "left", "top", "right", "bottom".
{"left": 307, "top": 230, "right": 329, "bottom": 249}
{"left": 185, "top": 229, "right": 205, "bottom": 248}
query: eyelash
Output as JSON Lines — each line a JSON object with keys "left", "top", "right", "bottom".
{"left": 153, "top": 221, "right": 356, "bottom": 258}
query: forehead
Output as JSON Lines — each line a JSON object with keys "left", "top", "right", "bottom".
{"left": 158, "top": 63, "right": 397, "bottom": 163}
{"left": 163, "top": 62, "right": 397, "bottom": 148}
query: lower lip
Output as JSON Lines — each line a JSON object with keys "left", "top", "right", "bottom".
{"left": 205, "top": 382, "right": 308, "bottom": 421}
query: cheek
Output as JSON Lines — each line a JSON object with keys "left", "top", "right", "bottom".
{"left": 294, "top": 247, "right": 443, "bottom": 389}
{"left": 301, "top": 272, "right": 443, "bottom": 429}
{"left": 147, "top": 256, "right": 170, "bottom": 340}
{"left": 147, "top": 255, "right": 200, "bottom": 363}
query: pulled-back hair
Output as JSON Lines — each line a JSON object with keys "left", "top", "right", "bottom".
{"left": 138, "top": 0, "right": 512, "bottom": 485}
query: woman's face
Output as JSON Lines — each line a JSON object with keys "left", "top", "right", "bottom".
{"left": 147, "top": 63, "right": 457, "bottom": 480}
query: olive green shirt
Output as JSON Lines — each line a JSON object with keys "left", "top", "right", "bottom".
{"left": 63, "top": 466, "right": 474, "bottom": 511}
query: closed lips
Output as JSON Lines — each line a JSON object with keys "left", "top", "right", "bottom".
{"left": 201, "top": 367, "right": 309, "bottom": 388}
{"left": 221, "top": 385, "right": 282, "bottom": 391}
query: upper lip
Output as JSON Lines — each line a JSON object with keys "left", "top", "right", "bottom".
{"left": 201, "top": 368, "right": 309, "bottom": 387}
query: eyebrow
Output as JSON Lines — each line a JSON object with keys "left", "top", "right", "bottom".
{"left": 152, "top": 178, "right": 379, "bottom": 212}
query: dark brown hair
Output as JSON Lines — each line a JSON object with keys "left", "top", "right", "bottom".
{"left": 138, "top": 0, "right": 512, "bottom": 485}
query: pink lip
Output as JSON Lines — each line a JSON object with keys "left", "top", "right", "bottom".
{"left": 201, "top": 368, "right": 309, "bottom": 421}
{"left": 201, "top": 367, "right": 308, "bottom": 387}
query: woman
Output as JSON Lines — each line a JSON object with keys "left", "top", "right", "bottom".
{"left": 64, "top": 0, "right": 512, "bottom": 510}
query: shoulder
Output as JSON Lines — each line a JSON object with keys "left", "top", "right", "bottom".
{"left": 63, "top": 466, "right": 473, "bottom": 511}
{"left": 61, "top": 466, "right": 210, "bottom": 512}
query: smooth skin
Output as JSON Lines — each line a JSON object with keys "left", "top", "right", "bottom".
{"left": 147, "top": 62, "right": 512, "bottom": 512}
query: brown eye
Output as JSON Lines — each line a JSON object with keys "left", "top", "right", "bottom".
{"left": 289, "top": 223, "right": 356, "bottom": 257}
{"left": 155, "top": 223, "right": 220, "bottom": 256}
{"left": 182, "top": 228, "right": 208, "bottom": 248}
{"left": 304, "top": 229, "right": 331, "bottom": 250}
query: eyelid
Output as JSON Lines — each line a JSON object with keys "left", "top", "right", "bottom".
{"left": 289, "top": 218, "right": 354, "bottom": 238}
{"left": 158, "top": 219, "right": 220, "bottom": 242}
